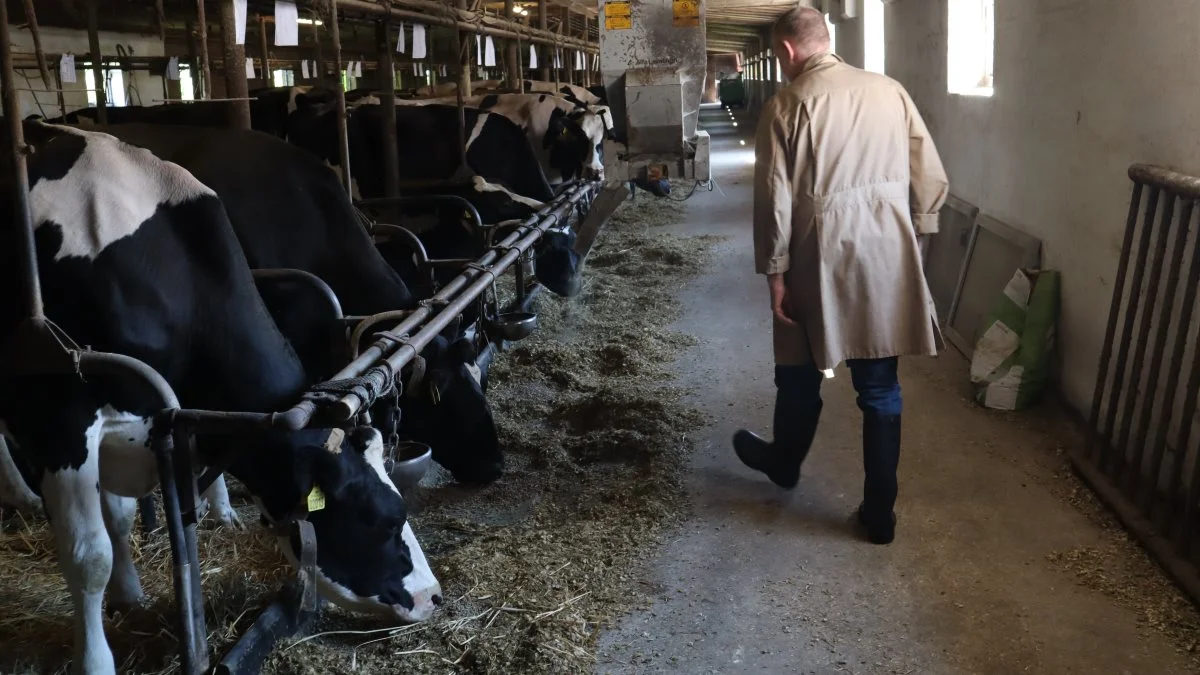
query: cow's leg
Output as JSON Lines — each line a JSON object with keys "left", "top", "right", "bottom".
{"left": 101, "top": 489, "right": 145, "bottom": 611}
{"left": 200, "top": 474, "right": 242, "bottom": 528}
{"left": 0, "top": 433, "right": 42, "bottom": 513}
{"left": 41, "top": 423, "right": 117, "bottom": 675}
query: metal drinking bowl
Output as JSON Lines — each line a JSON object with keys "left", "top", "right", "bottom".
{"left": 491, "top": 311, "right": 538, "bottom": 341}
{"left": 387, "top": 441, "right": 432, "bottom": 491}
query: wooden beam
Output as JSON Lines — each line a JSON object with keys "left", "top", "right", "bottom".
{"left": 220, "top": 0, "right": 251, "bottom": 129}
{"left": 84, "top": 0, "right": 106, "bottom": 123}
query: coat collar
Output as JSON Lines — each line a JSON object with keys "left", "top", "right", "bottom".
{"left": 798, "top": 51, "right": 843, "bottom": 77}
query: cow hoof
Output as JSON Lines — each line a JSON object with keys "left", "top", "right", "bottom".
{"left": 105, "top": 593, "right": 148, "bottom": 618}
{"left": 0, "top": 496, "right": 44, "bottom": 518}
{"left": 211, "top": 507, "right": 245, "bottom": 530}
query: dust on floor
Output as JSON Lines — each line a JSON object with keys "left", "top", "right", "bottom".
{"left": 0, "top": 186, "right": 723, "bottom": 674}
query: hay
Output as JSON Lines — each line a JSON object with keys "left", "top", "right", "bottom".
{"left": 0, "top": 496, "right": 288, "bottom": 674}
{"left": 260, "top": 194, "right": 722, "bottom": 673}
{"left": 0, "top": 191, "right": 722, "bottom": 674}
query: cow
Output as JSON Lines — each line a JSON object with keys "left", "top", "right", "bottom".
{"left": 285, "top": 101, "right": 584, "bottom": 298}
{"left": 393, "top": 93, "right": 607, "bottom": 186}
{"left": 38, "top": 86, "right": 317, "bottom": 139}
{"left": 86, "top": 122, "right": 506, "bottom": 486}
{"left": 0, "top": 121, "right": 441, "bottom": 674}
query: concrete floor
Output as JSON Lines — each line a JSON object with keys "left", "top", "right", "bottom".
{"left": 594, "top": 107, "right": 1197, "bottom": 674}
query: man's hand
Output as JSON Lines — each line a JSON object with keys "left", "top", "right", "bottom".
{"left": 767, "top": 273, "right": 798, "bottom": 327}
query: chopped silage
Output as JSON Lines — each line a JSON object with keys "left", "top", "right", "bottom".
{"left": 0, "top": 188, "right": 722, "bottom": 674}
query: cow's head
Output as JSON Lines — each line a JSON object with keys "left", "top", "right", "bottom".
{"left": 240, "top": 426, "right": 442, "bottom": 622}
{"left": 534, "top": 227, "right": 583, "bottom": 297}
{"left": 372, "top": 332, "right": 502, "bottom": 485}
{"left": 544, "top": 108, "right": 606, "bottom": 182}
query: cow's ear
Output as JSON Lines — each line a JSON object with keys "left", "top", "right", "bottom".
{"left": 299, "top": 442, "right": 347, "bottom": 504}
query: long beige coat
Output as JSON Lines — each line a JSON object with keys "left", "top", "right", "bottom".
{"left": 753, "top": 52, "right": 949, "bottom": 369}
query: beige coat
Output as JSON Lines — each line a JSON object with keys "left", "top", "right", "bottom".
{"left": 753, "top": 52, "right": 949, "bottom": 369}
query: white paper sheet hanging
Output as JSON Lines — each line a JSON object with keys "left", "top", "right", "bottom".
{"left": 475, "top": 34, "right": 483, "bottom": 65}
{"left": 166, "top": 56, "right": 180, "bottom": 80}
{"left": 484, "top": 36, "right": 496, "bottom": 67}
{"left": 245, "top": 57, "right": 256, "bottom": 79}
{"left": 274, "top": 1, "right": 299, "bottom": 46}
{"left": 301, "top": 59, "right": 310, "bottom": 79}
{"left": 412, "top": 25, "right": 427, "bottom": 59}
{"left": 575, "top": 51, "right": 583, "bottom": 71}
{"left": 440, "top": 65, "right": 447, "bottom": 77}
{"left": 529, "top": 44, "right": 538, "bottom": 68}
{"left": 396, "top": 23, "right": 406, "bottom": 53}
{"left": 60, "top": 54, "right": 77, "bottom": 84}
{"left": 234, "top": 0, "right": 247, "bottom": 45}
{"left": 354, "top": 61, "right": 363, "bottom": 77}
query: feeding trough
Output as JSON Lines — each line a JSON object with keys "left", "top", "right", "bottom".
{"left": 387, "top": 441, "right": 432, "bottom": 492}
{"left": 490, "top": 311, "right": 539, "bottom": 342}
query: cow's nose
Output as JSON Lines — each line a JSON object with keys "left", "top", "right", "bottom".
{"left": 432, "top": 593, "right": 444, "bottom": 606}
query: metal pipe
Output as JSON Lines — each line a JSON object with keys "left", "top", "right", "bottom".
{"left": 1144, "top": 198, "right": 1197, "bottom": 518}
{"left": 357, "top": 194, "right": 484, "bottom": 234}
{"left": 1120, "top": 192, "right": 1179, "bottom": 500}
{"left": 327, "top": 0, "right": 353, "bottom": 196}
{"left": 214, "top": 590, "right": 319, "bottom": 675}
{"left": 312, "top": 7, "right": 325, "bottom": 84}
{"left": 348, "top": 309, "right": 416, "bottom": 358}
{"left": 220, "top": 0, "right": 252, "bottom": 129}
{"left": 1087, "top": 184, "right": 1142, "bottom": 464}
{"left": 277, "top": 183, "right": 592, "bottom": 429}
{"left": 19, "top": 0, "right": 53, "bottom": 92}
{"left": 194, "top": 0, "right": 211, "bottom": 97}
{"left": 0, "top": 0, "right": 45, "bottom": 321}
{"left": 251, "top": 268, "right": 344, "bottom": 319}
{"left": 376, "top": 17, "right": 400, "bottom": 200}
{"left": 173, "top": 425, "right": 209, "bottom": 672}
{"left": 1131, "top": 164, "right": 1200, "bottom": 201}
{"left": 1099, "top": 187, "right": 1160, "bottom": 476}
{"left": 454, "top": 0, "right": 470, "bottom": 167}
{"left": 1162, "top": 200, "right": 1200, "bottom": 536}
{"left": 504, "top": 0, "right": 520, "bottom": 90}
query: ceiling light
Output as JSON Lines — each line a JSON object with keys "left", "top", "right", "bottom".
{"left": 297, "top": 17, "right": 323, "bottom": 25}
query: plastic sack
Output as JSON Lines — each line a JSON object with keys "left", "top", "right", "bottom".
{"left": 969, "top": 268, "right": 1060, "bottom": 411}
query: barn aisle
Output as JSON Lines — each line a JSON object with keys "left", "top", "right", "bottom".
{"left": 594, "top": 106, "right": 1200, "bottom": 674}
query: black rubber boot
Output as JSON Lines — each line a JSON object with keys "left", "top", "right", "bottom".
{"left": 733, "top": 400, "right": 823, "bottom": 489}
{"left": 859, "top": 412, "right": 901, "bottom": 544}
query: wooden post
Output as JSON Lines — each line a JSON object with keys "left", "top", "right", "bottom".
{"left": 258, "top": 15, "right": 270, "bottom": 85}
{"left": 220, "top": 0, "right": 251, "bottom": 129}
{"left": 327, "top": 0, "right": 352, "bottom": 195}
{"left": 376, "top": 18, "right": 399, "bottom": 199}
{"left": 195, "top": 0, "right": 211, "bottom": 98}
{"left": 504, "top": 0, "right": 521, "bottom": 91}
{"left": 537, "top": 0, "right": 550, "bottom": 81}
{"left": 313, "top": 8, "right": 325, "bottom": 84}
{"left": 452, "top": 0, "right": 469, "bottom": 166}
{"left": 84, "top": 0, "right": 107, "bottom": 123}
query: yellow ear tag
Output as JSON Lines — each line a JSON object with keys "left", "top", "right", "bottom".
{"left": 306, "top": 486, "right": 327, "bottom": 512}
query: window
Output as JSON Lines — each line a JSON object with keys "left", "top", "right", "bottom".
{"left": 947, "top": 0, "right": 994, "bottom": 96}
{"left": 341, "top": 70, "right": 356, "bottom": 91}
{"left": 84, "top": 62, "right": 126, "bottom": 107}
{"left": 179, "top": 65, "right": 195, "bottom": 101}
{"left": 272, "top": 68, "right": 295, "bottom": 87}
{"left": 863, "top": 0, "right": 885, "bottom": 73}
{"left": 826, "top": 13, "right": 837, "bottom": 54}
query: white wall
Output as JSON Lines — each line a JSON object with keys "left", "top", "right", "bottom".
{"left": 10, "top": 26, "right": 166, "bottom": 118}
{"left": 833, "top": 0, "right": 1200, "bottom": 418}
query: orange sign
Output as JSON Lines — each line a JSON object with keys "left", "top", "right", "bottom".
{"left": 605, "top": 1, "right": 632, "bottom": 30}
{"left": 673, "top": 0, "right": 700, "bottom": 27}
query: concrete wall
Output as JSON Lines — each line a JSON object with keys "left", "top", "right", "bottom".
{"left": 830, "top": 1, "right": 1200, "bottom": 419}
{"left": 11, "top": 26, "right": 167, "bottom": 118}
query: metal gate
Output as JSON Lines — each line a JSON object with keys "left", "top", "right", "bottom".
{"left": 1077, "top": 163, "right": 1200, "bottom": 603}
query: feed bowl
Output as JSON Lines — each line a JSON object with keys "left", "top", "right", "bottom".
{"left": 491, "top": 311, "right": 538, "bottom": 341}
{"left": 386, "top": 441, "right": 432, "bottom": 491}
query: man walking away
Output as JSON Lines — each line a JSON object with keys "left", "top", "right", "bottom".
{"left": 733, "top": 7, "right": 949, "bottom": 545}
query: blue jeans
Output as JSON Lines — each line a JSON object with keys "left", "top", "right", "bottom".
{"left": 775, "top": 357, "right": 902, "bottom": 417}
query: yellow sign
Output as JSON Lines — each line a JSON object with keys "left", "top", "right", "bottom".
{"left": 673, "top": 0, "right": 700, "bottom": 27}
{"left": 605, "top": 1, "right": 632, "bottom": 30}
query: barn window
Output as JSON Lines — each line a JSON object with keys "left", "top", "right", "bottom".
{"left": 826, "top": 13, "right": 837, "bottom": 54}
{"left": 947, "top": 0, "right": 994, "bottom": 96}
{"left": 863, "top": 0, "right": 885, "bottom": 73}
{"left": 272, "top": 68, "right": 295, "bottom": 87}
{"left": 84, "top": 62, "right": 126, "bottom": 107}
{"left": 341, "top": 69, "right": 356, "bottom": 91}
{"left": 178, "top": 65, "right": 195, "bottom": 101}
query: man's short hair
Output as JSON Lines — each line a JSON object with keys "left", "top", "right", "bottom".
{"left": 771, "top": 6, "right": 831, "bottom": 49}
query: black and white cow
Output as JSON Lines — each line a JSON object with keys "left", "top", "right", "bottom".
{"left": 395, "top": 93, "right": 608, "bottom": 186}
{"left": 88, "top": 122, "right": 505, "bottom": 485}
{"left": 0, "top": 122, "right": 441, "bottom": 674}
{"left": 285, "top": 101, "right": 584, "bottom": 298}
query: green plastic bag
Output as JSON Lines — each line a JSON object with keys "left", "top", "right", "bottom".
{"left": 969, "top": 269, "right": 1060, "bottom": 411}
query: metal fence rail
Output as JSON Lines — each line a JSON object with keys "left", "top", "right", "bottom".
{"left": 1077, "top": 163, "right": 1200, "bottom": 605}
